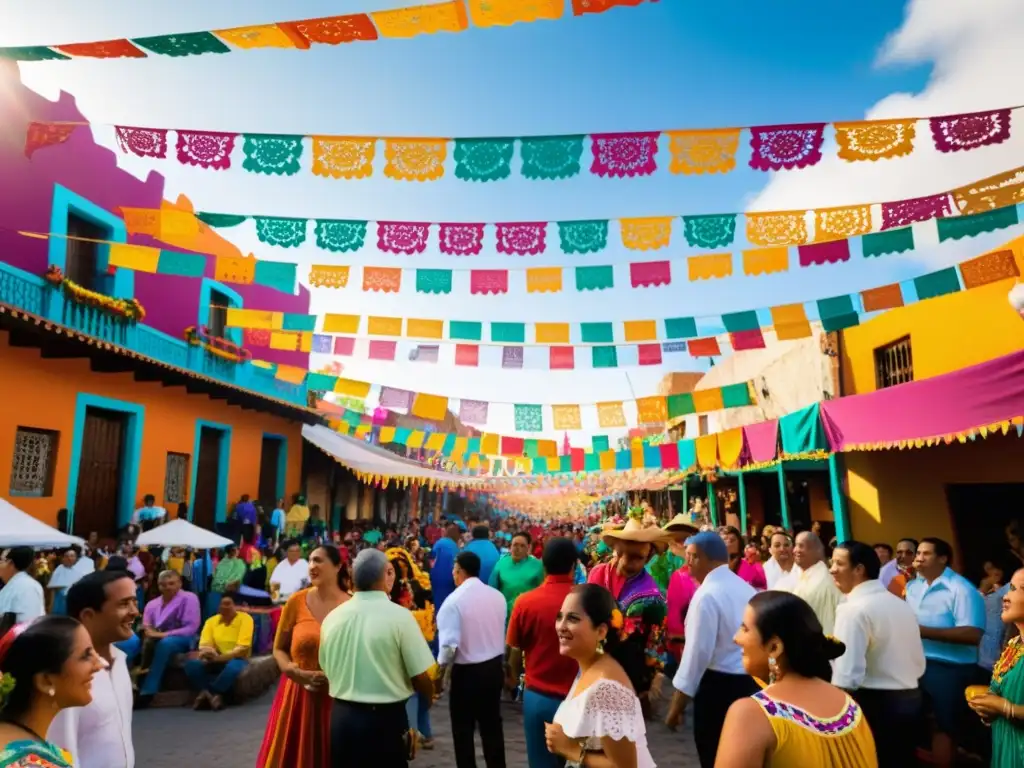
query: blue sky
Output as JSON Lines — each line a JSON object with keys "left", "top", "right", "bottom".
{"left": 6, "top": 0, "right": 1024, "bottom": 438}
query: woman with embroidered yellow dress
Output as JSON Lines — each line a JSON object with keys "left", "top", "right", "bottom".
{"left": 715, "top": 591, "right": 877, "bottom": 767}
{"left": 969, "top": 566, "right": 1024, "bottom": 767}
{"left": 386, "top": 547, "right": 437, "bottom": 749}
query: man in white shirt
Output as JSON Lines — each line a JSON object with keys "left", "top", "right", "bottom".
{"left": 763, "top": 531, "right": 800, "bottom": 590}
{"left": 269, "top": 541, "right": 309, "bottom": 599}
{"left": 437, "top": 551, "right": 508, "bottom": 768}
{"left": 0, "top": 547, "right": 45, "bottom": 625}
{"left": 49, "top": 569, "right": 139, "bottom": 768}
{"left": 666, "top": 531, "right": 758, "bottom": 768}
{"left": 830, "top": 541, "right": 926, "bottom": 768}
{"left": 783, "top": 531, "right": 842, "bottom": 634}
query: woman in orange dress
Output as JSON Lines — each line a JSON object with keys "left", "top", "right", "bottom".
{"left": 256, "top": 545, "right": 351, "bottom": 768}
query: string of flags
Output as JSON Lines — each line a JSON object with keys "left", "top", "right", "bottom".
{"left": 294, "top": 204, "right": 1021, "bottom": 295}
{"left": 0, "top": 0, "right": 650, "bottom": 62}
{"left": 236, "top": 245, "right": 1020, "bottom": 374}
{"left": 306, "top": 376, "right": 755, "bottom": 434}
{"left": 184, "top": 163, "right": 1024, "bottom": 257}
{"left": 23, "top": 105, "right": 1021, "bottom": 183}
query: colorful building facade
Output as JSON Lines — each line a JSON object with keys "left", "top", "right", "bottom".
{"left": 839, "top": 239, "right": 1024, "bottom": 569}
{"left": 0, "top": 63, "right": 318, "bottom": 536}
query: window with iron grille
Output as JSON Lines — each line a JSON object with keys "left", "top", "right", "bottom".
{"left": 164, "top": 452, "right": 190, "bottom": 504}
{"left": 874, "top": 336, "right": 914, "bottom": 389}
{"left": 9, "top": 427, "right": 59, "bottom": 497}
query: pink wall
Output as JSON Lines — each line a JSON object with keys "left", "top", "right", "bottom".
{"left": 0, "top": 61, "right": 309, "bottom": 369}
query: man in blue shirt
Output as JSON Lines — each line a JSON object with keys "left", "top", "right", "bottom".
{"left": 430, "top": 523, "right": 462, "bottom": 611}
{"left": 464, "top": 525, "right": 500, "bottom": 586}
{"left": 905, "top": 537, "right": 985, "bottom": 768}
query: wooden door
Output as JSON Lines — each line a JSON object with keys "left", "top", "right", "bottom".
{"left": 73, "top": 408, "right": 125, "bottom": 537}
{"left": 257, "top": 436, "right": 281, "bottom": 509}
{"left": 193, "top": 428, "right": 222, "bottom": 530}
{"left": 65, "top": 214, "right": 105, "bottom": 291}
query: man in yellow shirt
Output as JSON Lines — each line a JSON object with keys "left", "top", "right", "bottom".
{"left": 183, "top": 593, "right": 254, "bottom": 711}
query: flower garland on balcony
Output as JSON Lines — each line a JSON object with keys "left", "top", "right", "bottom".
{"left": 44, "top": 265, "right": 146, "bottom": 322}
{"left": 183, "top": 325, "right": 252, "bottom": 363}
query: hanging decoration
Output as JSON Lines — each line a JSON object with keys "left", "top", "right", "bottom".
{"left": 22, "top": 105, "right": 1023, "bottom": 184}
{"left": 0, "top": 0, "right": 652, "bottom": 63}
{"left": 181, "top": 163, "right": 1024, "bottom": 257}
{"left": 224, "top": 241, "right": 1019, "bottom": 370}
{"left": 184, "top": 325, "right": 252, "bottom": 363}
{"left": 43, "top": 265, "right": 146, "bottom": 322}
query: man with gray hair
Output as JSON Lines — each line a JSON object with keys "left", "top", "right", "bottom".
{"left": 783, "top": 530, "right": 843, "bottom": 635}
{"left": 320, "top": 548, "right": 436, "bottom": 767}
{"left": 666, "top": 530, "right": 758, "bottom": 768}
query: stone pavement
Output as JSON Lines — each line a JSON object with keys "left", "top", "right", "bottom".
{"left": 134, "top": 682, "right": 699, "bottom": 766}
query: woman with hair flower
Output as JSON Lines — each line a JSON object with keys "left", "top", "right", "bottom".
{"left": 0, "top": 617, "right": 106, "bottom": 767}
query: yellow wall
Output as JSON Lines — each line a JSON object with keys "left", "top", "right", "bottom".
{"left": 840, "top": 239, "right": 1024, "bottom": 395}
{"left": 847, "top": 433, "right": 1024, "bottom": 561}
{"left": 0, "top": 331, "right": 304, "bottom": 529}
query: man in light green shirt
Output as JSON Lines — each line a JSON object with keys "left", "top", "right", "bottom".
{"left": 320, "top": 548, "right": 435, "bottom": 767}
{"left": 488, "top": 532, "right": 544, "bottom": 618}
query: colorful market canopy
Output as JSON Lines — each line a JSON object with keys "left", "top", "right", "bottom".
{"left": 302, "top": 423, "right": 487, "bottom": 487}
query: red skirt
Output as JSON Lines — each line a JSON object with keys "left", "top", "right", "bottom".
{"left": 256, "top": 676, "right": 332, "bottom": 767}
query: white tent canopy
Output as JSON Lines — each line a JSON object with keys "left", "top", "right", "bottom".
{"left": 0, "top": 497, "right": 85, "bottom": 548}
{"left": 135, "top": 519, "right": 232, "bottom": 550}
{"left": 302, "top": 424, "right": 485, "bottom": 484}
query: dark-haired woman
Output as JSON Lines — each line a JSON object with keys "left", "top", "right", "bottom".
{"left": 257, "top": 545, "right": 351, "bottom": 768}
{"left": 720, "top": 527, "right": 767, "bottom": 591}
{"left": 716, "top": 591, "right": 877, "bottom": 767}
{"left": 0, "top": 616, "right": 105, "bottom": 767}
{"left": 544, "top": 584, "right": 656, "bottom": 768}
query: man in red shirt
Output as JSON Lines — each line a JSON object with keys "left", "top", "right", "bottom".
{"left": 506, "top": 537, "right": 579, "bottom": 768}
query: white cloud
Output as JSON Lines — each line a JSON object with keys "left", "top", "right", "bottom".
{"left": 749, "top": 0, "right": 1024, "bottom": 218}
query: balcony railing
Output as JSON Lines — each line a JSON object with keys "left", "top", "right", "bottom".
{"left": 0, "top": 262, "right": 308, "bottom": 407}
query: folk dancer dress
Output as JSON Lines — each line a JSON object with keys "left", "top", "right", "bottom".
{"left": 0, "top": 740, "right": 73, "bottom": 768}
{"left": 588, "top": 559, "right": 667, "bottom": 699}
{"left": 257, "top": 588, "right": 332, "bottom": 768}
{"left": 990, "top": 634, "right": 1024, "bottom": 767}
{"left": 749, "top": 689, "right": 878, "bottom": 767}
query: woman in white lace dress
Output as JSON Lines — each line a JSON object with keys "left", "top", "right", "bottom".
{"left": 545, "top": 584, "right": 656, "bottom": 768}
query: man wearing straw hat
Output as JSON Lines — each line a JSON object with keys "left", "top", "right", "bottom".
{"left": 587, "top": 515, "right": 671, "bottom": 712}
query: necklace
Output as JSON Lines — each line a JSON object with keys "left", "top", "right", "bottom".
{"left": 993, "top": 636, "right": 1024, "bottom": 686}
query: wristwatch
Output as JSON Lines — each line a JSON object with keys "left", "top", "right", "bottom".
{"left": 565, "top": 740, "right": 587, "bottom": 767}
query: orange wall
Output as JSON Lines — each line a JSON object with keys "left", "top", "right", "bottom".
{"left": 0, "top": 331, "right": 304, "bottom": 527}
{"left": 846, "top": 433, "right": 1024, "bottom": 561}
{"left": 840, "top": 240, "right": 1024, "bottom": 395}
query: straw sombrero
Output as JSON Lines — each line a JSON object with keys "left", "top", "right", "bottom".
{"left": 662, "top": 512, "right": 700, "bottom": 537}
{"left": 601, "top": 518, "right": 671, "bottom": 548}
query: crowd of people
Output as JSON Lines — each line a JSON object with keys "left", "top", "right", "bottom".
{"left": 0, "top": 495, "right": 1021, "bottom": 767}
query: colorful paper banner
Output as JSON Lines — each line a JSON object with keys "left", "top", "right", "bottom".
{"left": 22, "top": 106, "right": 1020, "bottom": 185}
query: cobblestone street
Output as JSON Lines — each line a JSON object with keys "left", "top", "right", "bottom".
{"left": 134, "top": 681, "right": 699, "bottom": 766}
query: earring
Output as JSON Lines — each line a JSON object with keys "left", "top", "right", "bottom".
{"left": 768, "top": 657, "right": 778, "bottom": 685}
{"left": 47, "top": 688, "right": 55, "bottom": 697}
{"left": 596, "top": 638, "right": 605, "bottom": 655}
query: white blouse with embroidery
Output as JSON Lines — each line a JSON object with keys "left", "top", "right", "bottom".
{"left": 553, "top": 678, "right": 657, "bottom": 767}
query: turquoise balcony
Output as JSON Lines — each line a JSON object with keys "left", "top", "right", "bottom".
{"left": 0, "top": 261, "right": 309, "bottom": 409}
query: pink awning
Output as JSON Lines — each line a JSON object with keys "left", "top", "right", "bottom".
{"left": 820, "top": 349, "right": 1024, "bottom": 450}
{"left": 743, "top": 419, "right": 780, "bottom": 463}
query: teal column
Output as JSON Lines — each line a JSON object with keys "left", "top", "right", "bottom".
{"left": 707, "top": 481, "right": 719, "bottom": 527}
{"left": 738, "top": 473, "right": 748, "bottom": 535}
{"left": 681, "top": 479, "right": 690, "bottom": 517}
{"left": 777, "top": 464, "right": 791, "bottom": 531}
{"left": 829, "top": 454, "right": 851, "bottom": 543}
